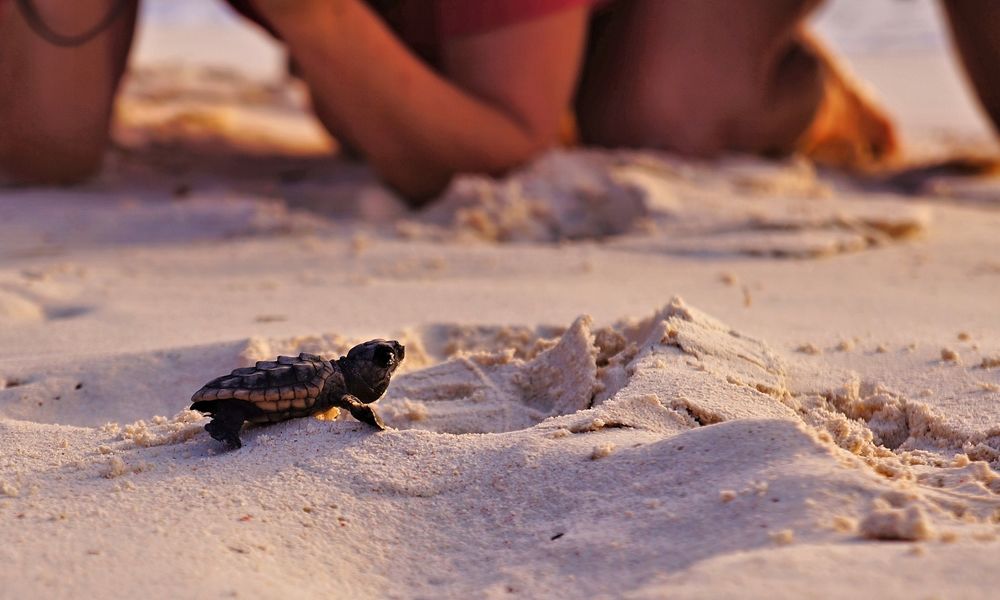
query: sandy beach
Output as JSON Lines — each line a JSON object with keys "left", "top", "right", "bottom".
{"left": 3, "top": 1, "right": 1000, "bottom": 598}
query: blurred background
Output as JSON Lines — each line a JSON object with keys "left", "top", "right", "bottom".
{"left": 130, "top": 0, "right": 997, "bottom": 153}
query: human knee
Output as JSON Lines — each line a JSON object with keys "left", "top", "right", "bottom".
{"left": 668, "top": 38, "right": 824, "bottom": 155}
{"left": 586, "top": 44, "right": 823, "bottom": 156}
{"left": 730, "top": 39, "right": 825, "bottom": 154}
{"left": 578, "top": 64, "right": 756, "bottom": 156}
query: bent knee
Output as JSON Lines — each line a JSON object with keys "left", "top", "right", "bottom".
{"left": 577, "top": 81, "right": 745, "bottom": 156}
{"left": 732, "top": 39, "right": 824, "bottom": 154}
{"left": 578, "top": 42, "right": 823, "bottom": 157}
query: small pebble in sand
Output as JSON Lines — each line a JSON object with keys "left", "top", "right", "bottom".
{"left": 571, "top": 418, "right": 608, "bottom": 433}
{"left": 590, "top": 443, "right": 615, "bottom": 460}
{"left": 957, "top": 332, "right": 972, "bottom": 341}
{"left": 904, "top": 343, "right": 918, "bottom": 353}
{"left": 795, "top": 343, "right": 822, "bottom": 355}
{"left": 874, "top": 344, "right": 889, "bottom": 354}
{"left": 980, "top": 355, "right": 1000, "bottom": 369}
{"left": 399, "top": 399, "right": 428, "bottom": 422}
{"left": 741, "top": 285, "right": 752, "bottom": 308}
{"left": 1, "top": 481, "right": 19, "bottom": 497}
{"left": 831, "top": 515, "right": 857, "bottom": 533}
{"left": 940, "top": 347, "right": 960, "bottom": 362}
{"left": 103, "top": 457, "right": 127, "bottom": 479}
{"left": 859, "top": 504, "right": 935, "bottom": 541}
{"left": 718, "top": 272, "right": 738, "bottom": 286}
{"left": 769, "top": 529, "right": 794, "bottom": 545}
{"left": 424, "top": 256, "right": 447, "bottom": 272}
{"left": 254, "top": 314, "right": 287, "bottom": 323}
{"left": 919, "top": 388, "right": 934, "bottom": 397}
{"left": 835, "top": 339, "right": 855, "bottom": 352}
{"left": 350, "top": 232, "right": 371, "bottom": 255}
{"left": 719, "top": 490, "right": 737, "bottom": 503}
{"left": 951, "top": 454, "right": 971, "bottom": 467}
{"left": 97, "top": 445, "right": 112, "bottom": 455}
{"left": 0, "top": 377, "right": 24, "bottom": 390}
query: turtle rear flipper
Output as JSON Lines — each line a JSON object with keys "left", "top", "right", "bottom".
{"left": 192, "top": 399, "right": 249, "bottom": 450}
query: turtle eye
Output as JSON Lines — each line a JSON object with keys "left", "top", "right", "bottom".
{"left": 374, "top": 345, "right": 394, "bottom": 367}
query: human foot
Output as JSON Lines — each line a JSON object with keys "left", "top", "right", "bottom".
{"left": 796, "top": 36, "right": 899, "bottom": 170}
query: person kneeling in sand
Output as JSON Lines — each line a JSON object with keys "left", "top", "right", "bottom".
{"left": 1, "top": 0, "right": 998, "bottom": 204}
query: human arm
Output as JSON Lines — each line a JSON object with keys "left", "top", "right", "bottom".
{"left": 251, "top": 0, "right": 587, "bottom": 204}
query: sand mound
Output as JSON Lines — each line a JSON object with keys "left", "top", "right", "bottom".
{"left": 380, "top": 316, "right": 599, "bottom": 433}
{"left": 634, "top": 542, "right": 1000, "bottom": 600}
{"left": 409, "top": 151, "right": 650, "bottom": 242}
{"left": 349, "top": 297, "right": 796, "bottom": 434}
{"left": 395, "top": 150, "right": 931, "bottom": 256}
{"left": 6, "top": 295, "right": 994, "bottom": 473}
{"left": 2, "top": 412, "right": 991, "bottom": 598}
{"left": 3, "top": 296, "right": 999, "bottom": 598}
{"left": 608, "top": 153, "right": 932, "bottom": 258}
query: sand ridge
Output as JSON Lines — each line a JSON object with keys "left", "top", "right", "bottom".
{"left": 5, "top": 296, "right": 999, "bottom": 598}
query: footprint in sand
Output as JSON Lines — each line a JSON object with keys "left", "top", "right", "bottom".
{"left": 0, "top": 284, "right": 93, "bottom": 324}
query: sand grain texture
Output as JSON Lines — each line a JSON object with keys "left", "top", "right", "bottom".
{"left": 4, "top": 7, "right": 1000, "bottom": 596}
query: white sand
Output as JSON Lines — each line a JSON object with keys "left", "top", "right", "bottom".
{"left": 3, "top": 3, "right": 1000, "bottom": 598}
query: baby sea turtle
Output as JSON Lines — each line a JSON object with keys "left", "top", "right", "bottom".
{"left": 190, "top": 340, "right": 404, "bottom": 449}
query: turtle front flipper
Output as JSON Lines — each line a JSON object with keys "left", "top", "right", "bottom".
{"left": 193, "top": 400, "right": 249, "bottom": 450}
{"left": 337, "top": 394, "right": 386, "bottom": 430}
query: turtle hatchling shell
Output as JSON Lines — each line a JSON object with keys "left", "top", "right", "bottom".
{"left": 191, "top": 352, "right": 335, "bottom": 416}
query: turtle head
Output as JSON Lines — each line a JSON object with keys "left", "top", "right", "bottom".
{"left": 342, "top": 339, "right": 405, "bottom": 402}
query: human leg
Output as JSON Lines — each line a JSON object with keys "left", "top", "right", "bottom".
{"left": 941, "top": 0, "right": 1000, "bottom": 136}
{"left": 576, "top": 0, "right": 895, "bottom": 166}
{"left": 0, "top": 0, "right": 137, "bottom": 184}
